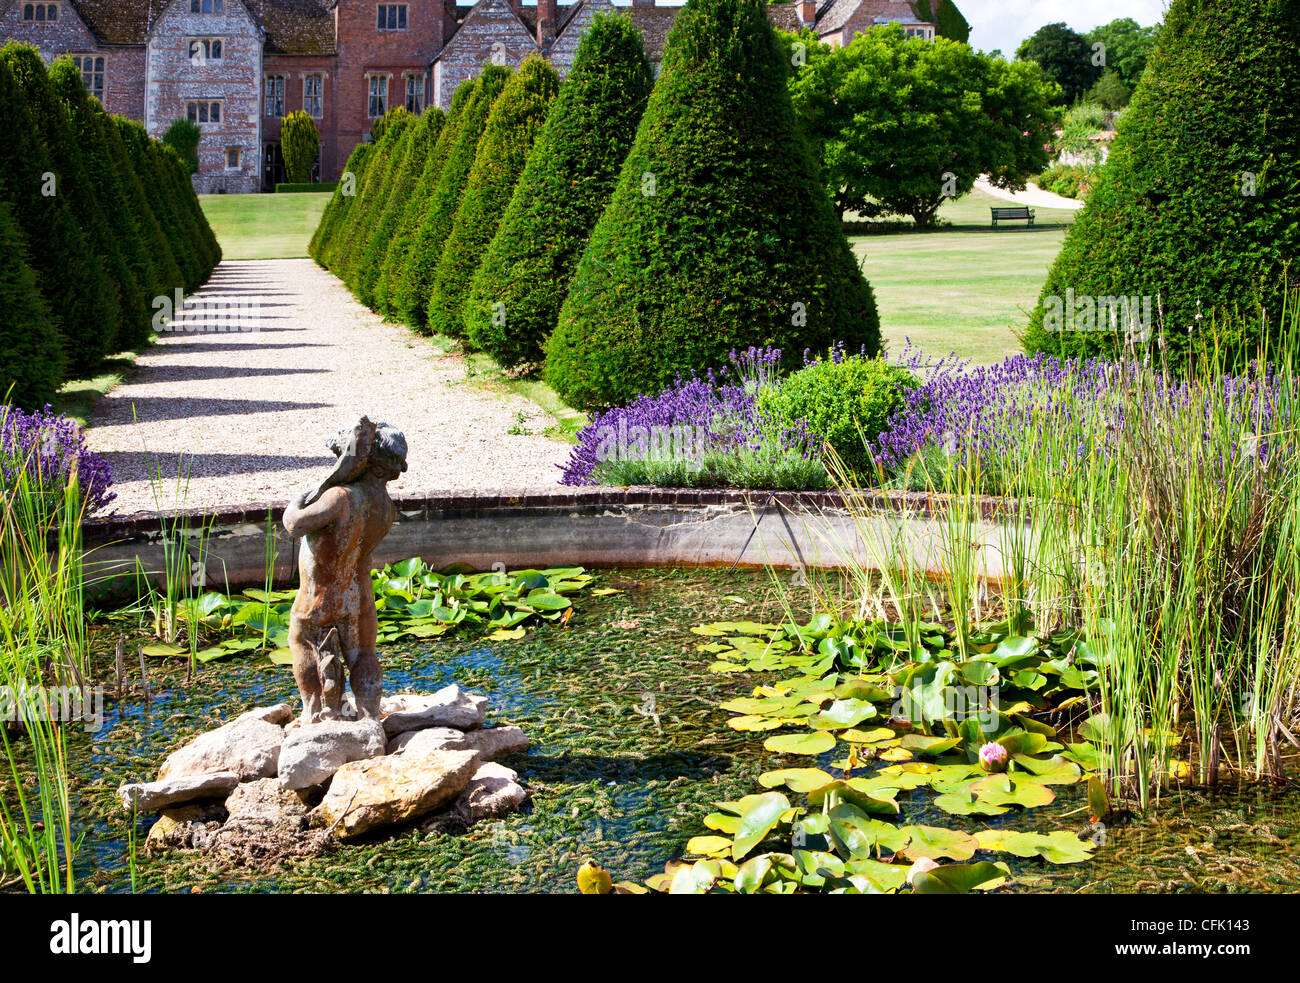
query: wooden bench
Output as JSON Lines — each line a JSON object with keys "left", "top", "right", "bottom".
{"left": 990, "top": 205, "right": 1035, "bottom": 228}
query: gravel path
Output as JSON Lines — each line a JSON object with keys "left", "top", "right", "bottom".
{"left": 86, "top": 259, "right": 568, "bottom": 516}
{"left": 974, "top": 176, "right": 1084, "bottom": 211}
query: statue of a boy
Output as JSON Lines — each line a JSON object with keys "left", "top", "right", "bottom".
{"left": 283, "top": 417, "right": 407, "bottom": 724}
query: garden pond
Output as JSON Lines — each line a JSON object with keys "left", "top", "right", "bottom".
{"left": 59, "top": 568, "right": 1300, "bottom": 894}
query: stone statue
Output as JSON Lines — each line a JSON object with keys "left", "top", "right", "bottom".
{"left": 283, "top": 417, "right": 407, "bottom": 724}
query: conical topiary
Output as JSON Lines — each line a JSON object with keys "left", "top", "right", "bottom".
{"left": 394, "top": 64, "right": 512, "bottom": 330}
{"left": 0, "top": 192, "right": 64, "bottom": 407}
{"left": 375, "top": 82, "right": 480, "bottom": 318}
{"left": 1021, "top": 0, "right": 1300, "bottom": 364}
{"left": 331, "top": 109, "right": 414, "bottom": 282}
{"left": 544, "top": 0, "right": 879, "bottom": 410}
{"left": 311, "top": 141, "right": 374, "bottom": 268}
{"left": 465, "top": 14, "right": 653, "bottom": 370}
{"left": 427, "top": 55, "right": 559, "bottom": 339}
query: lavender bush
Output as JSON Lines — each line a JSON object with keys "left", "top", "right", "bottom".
{"left": 0, "top": 405, "right": 115, "bottom": 514}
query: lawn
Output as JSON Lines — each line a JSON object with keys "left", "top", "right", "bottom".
{"left": 854, "top": 189, "right": 1077, "bottom": 365}
{"left": 199, "top": 191, "right": 332, "bottom": 260}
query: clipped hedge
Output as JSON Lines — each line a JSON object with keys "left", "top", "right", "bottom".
{"left": 330, "top": 109, "right": 413, "bottom": 284}
{"left": 465, "top": 14, "right": 653, "bottom": 370}
{"left": 1021, "top": 0, "right": 1300, "bottom": 364}
{"left": 426, "top": 55, "right": 560, "bottom": 339}
{"left": 544, "top": 0, "right": 879, "bottom": 410}
{"left": 0, "top": 193, "right": 64, "bottom": 407}
{"left": 310, "top": 142, "right": 373, "bottom": 268}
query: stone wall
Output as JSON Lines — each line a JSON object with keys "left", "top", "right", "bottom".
{"left": 430, "top": 0, "right": 537, "bottom": 110}
{"left": 146, "top": 0, "right": 262, "bottom": 194}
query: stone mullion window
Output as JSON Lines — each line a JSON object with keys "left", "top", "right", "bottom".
{"left": 404, "top": 74, "right": 424, "bottom": 114}
{"left": 23, "top": 4, "right": 59, "bottom": 22}
{"left": 186, "top": 100, "right": 223, "bottom": 124}
{"left": 366, "top": 75, "right": 390, "bottom": 118}
{"left": 376, "top": 4, "right": 408, "bottom": 30}
{"left": 71, "top": 54, "right": 105, "bottom": 102}
{"left": 303, "top": 74, "right": 324, "bottom": 118}
{"left": 265, "top": 75, "right": 286, "bottom": 118}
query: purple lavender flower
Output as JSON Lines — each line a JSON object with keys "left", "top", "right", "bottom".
{"left": 0, "top": 404, "right": 115, "bottom": 514}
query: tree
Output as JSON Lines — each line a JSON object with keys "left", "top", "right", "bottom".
{"left": 0, "top": 193, "right": 64, "bottom": 407}
{"left": 163, "top": 118, "right": 201, "bottom": 174}
{"left": 426, "top": 55, "right": 559, "bottom": 339}
{"left": 1016, "top": 22, "right": 1099, "bottom": 104}
{"left": 1086, "top": 17, "right": 1162, "bottom": 92}
{"left": 328, "top": 109, "right": 413, "bottom": 281}
{"left": 914, "top": 0, "right": 970, "bottom": 43}
{"left": 1087, "top": 69, "right": 1130, "bottom": 110}
{"left": 1021, "top": 0, "right": 1300, "bottom": 366}
{"left": 465, "top": 13, "right": 653, "bottom": 371}
{"left": 788, "top": 25, "right": 1059, "bottom": 225}
{"left": 545, "top": 0, "right": 878, "bottom": 411}
{"left": 310, "top": 141, "right": 373, "bottom": 269}
{"left": 393, "top": 65, "right": 512, "bottom": 329}
{"left": 282, "top": 110, "right": 321, "bottom": 184}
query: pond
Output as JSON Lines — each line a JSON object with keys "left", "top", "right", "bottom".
{"left": 66, "top": 568, "right": 1300, "bottom": 894}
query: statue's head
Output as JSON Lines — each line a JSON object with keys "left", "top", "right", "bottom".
{"left": 325, "top": 417, "right": 408, "bottom": 483}
{"left": 368, "top": 423, "right": 408, "bottom": 480}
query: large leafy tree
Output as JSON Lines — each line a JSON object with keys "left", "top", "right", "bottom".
{"left": 1022, "top": 0, "right": 1300, "bottom": 365}
{"left": 1016, "top": 22, "right": 1099, "bottom": 104}
{"left": 1085, "top": 17, "right": 1161, "bottom": 93}
{"left": 545, "top": 0, "right": 878, "bottom": 411}
{"left": 787, "top": 25, "right": 1059, "bottom": 225}
{"left": 465, "top": 13, "right": 653, "bottom": 371}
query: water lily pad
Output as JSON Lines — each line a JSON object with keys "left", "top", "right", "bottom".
{"left": 685, "top": 835, "right": 732, "bottom": 858}
{"left": 974, "top": 829, "right": 1094, "bottom": 864}
{"left": 807, "top": 698, "right": 877, "bottom": 730}
{"left": 732, "top": 792, "right": 791, "bottom": 860}
{"left": 764, "top": 731, "right": 836, "bottom": 755}
{"left": 897, "top": 825, "right": 979, "bottom": 862}
{"left": 759, "top": 768, "right": 836, "bottom": 793}
{"left": 911, "top": 860, "right": 1008, "bottom": 894}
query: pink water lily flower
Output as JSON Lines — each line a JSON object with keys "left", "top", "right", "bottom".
{"left": 979, "top": 741, "right": 1009, "bottom": 773}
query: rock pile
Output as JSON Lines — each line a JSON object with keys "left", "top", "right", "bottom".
{"left": 117, "top": 684, "right": 530, "bottom": 858}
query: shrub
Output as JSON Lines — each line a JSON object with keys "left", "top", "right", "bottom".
{"left": 329, "top": 110, "right": 413, "bottom": 282}
{"left": 0, "top": 47, "right": 117, "bottom": 377}
{"left": 0, "top": 404, "right": 115, "bottom": 514}
{"left": 757, "top": 346, "right": 917, "bottom": 475}
{"left": 545, "top": 0, "right": 879, "bottom": 411}
{"left": 1022, "top": 0, "right": 1300, "bottom": 366}
{"left": 465, "top": 14, "right": 653, "bottom": 370}
{"left": 355, "top": 108, "right": 446, "bottom": 308}
{"left": 0, "top": 197, "right": 64, "bottom": 408}
{"left": 395, "top": 65, "right": 512, "bottom": 329}
{"left": 281, "top": 110, "right": 321, "bottom": 185}
{"left": 374, "top": 81, "right": 478, "bottom": 317}
{"left": 426, "top": 55, "right": 559, "bottom": 339}
{"left": 310, "top": 142, "right": 372, "bottom": 268}
{"left": 162, "top": 118, "right": 201, "bottom": 174}
{"left": 1087, "top": 69, "right": 1130, "bottom": 110}
{"left": 1035, "top": 163, "right": 1095, "bottom": 200}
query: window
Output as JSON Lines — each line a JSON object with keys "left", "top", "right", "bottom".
{"left": 23, "top": 4, "right": 58, "bottom": 21}
{"left": 303, "top": 74, "right": 323, "bottom": 118}
{"left": 188, "top": 38, "right": 224, "bottom": 64}
{"left": 225, "top": 147, "right": 241, "bottom": 170}
{"left": 190, "top": 0, "right": 224, "bottom": 12}
{"left": 367, "top": 75, "right": 387, "bottom": 118}
{"left": 404, "top": 74, "right": 424, "bottom": 114}
{"left": 71, "top": 55, "right": 105, "bottom": 101}
{"left": 186, "top": 100, "right": 222, "bottom": 124}
{"left": 376, "top": 4, "right": 407, "bottom": 30}
{"left": 264, "top": 75, "right": 285, "bottom": 117}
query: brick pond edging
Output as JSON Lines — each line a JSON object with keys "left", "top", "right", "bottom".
{"left": 81, "top": 486, "right": 1024, "bottom": 596}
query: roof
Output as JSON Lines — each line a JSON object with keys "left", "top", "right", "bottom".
{"left": 62, "top": 0, "right": 335, "bottom": 54}
{"left": 766, "top": 3, "right": 801, "bottom": 33}
{"left": 816, "top": 0, "right": 926, "bottom": 36}
{"left": 65, "top": 0, "right": 155, "bottom": 45}
{"left": 624, "top": 5, "right": 676, "bottom": 60}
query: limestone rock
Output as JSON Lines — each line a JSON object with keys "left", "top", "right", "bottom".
{"left": 277, "top": 718, "right": 387, "bottom": 790}
{"left": 315, "top": 749, "right": 480, "bottom": 840}
{"left": 244, "top": 704, "right": 294, "bottom": 726}
{"left": 455, "top": 761, "right": 529, "bottom": 823}
{"left": 157, "top": 710, "right": 286, "bottom": 782}
{"left": 119, "top": 771, "right": 239, "bottom": 813}
{"left": 379, "top": 685, "right": 488, "bottom": 737}
{"left": 224, "top": 778, "right": 316, "bottom": 822}
{"left": 389, "top": 725, "right": 528, "bottom": 761}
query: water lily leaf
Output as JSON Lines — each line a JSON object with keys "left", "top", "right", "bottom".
{"left": 732, "top": 792, "right": 791, "bottom": 860}
{"left": 794, "top": 849, "right": 846, "bottom": 886}
{"left": 669, "top": 860, "right": 721, "bottom": 894}
{"left": 901, "top": 733, "right": 960, "bottom": 755}
{"left": 845, "top": 858, "right": 910, "bottom": 892}
{"left": 487, "top": 627, "right": 526, "bottom": 641}
{"left": 759, "top": 768, "right": 836, "bottom": 793}
{"left": 1012, "top": 753, "right": 1083, "bottom": 784}
{"left": 897, "top": 825, "right": 979, "bottom": 862}
{"left": 728, "top": 715, "right": 786, "bottom": 732}
{"left": 764, "top": 731, "right": 836, "bottom": 755}
{"left": 969, "top": 774, "right": 1055, "bottom": 809}
{"left": 592, "top": 588, "right": 622, "bottom": 596}
{"left": 1079, "top": 713, "right": 1111, "bottom": 743}
{"left": 576, "top": 861, "right": 614, "bottom": 895}
{"left": 1063, "top": 741, "right": 1104, "bottom": 770}
{"left": 932, "top": 790, "right": 1009, "bottom": 816}
{"left": 807, "top": 698, "right": 877, "bottom": 730}
{"left": 828, "top": 804, "right": 907, "bottom": 858}
{"left": 975, "top": 829, "right": 1095, "bottom": 864}
{"left": 834, "top": 678, "right": 894, "bottom": 702}
{"left": 911, "top": 860, "right": 1008, "bottom": 894}
{"left": 266, "top": 647, "right": 294, "bottom": 666}
{"left": 703, "top": 813, "right": 739, "bottom": 835}
{"left": 733, "top": 855, "right": 774, "bottom": 893}
{"left": 141, "top": 642, "right": 187, "bottom": 657}
{"left": 841, "top": 726, "right": 897, "bottom": 744}
{"left": 685, "top": 835, "right": 732, "bottom": 858}
{"left": 877, "top": 747, "right": 913, "bottom": 762}
{"left": 709, "top": 661, "right": 748, "bottom": 673}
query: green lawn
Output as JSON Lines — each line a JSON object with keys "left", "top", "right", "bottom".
{"left": 855, "top": 189, "right": 1077, "bottom": 364}
{"left": 199, "top": 191, "right": 332, "bottom": 260}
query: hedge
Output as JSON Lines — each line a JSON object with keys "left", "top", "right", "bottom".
{"left": 425, "top": 55, "right": 559, "bottom": 339}
{"left": 1021, "top": 0, "right": 1300, "bottom": 365}
{"left": 544, "top": 0, "right": 880, "bottom": 410}
{"left": 0, "top": 193, "right": 64, "bottom": 407}
{"left": 310, "top": 142, "right": 373, "bottom": 268}
{"left": 465, "top": 14, "right": 653, "bottom": 370}
{"left": 329, "top": 109, "right": 413, "bottom": 284}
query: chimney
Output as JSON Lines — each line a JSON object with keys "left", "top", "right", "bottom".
{"left": 538, "top": 0, "right": 557, "bottom": 46}
{"left": 798, "top": 0, "right": 817, "bottom": 26}
{"left": 632, "top": 0, "right": 655, "bottom": 7}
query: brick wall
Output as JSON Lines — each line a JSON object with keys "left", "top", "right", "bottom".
{"left": 263, "top": 51, "right": 336, "bottom": 185}
{"left": 146, "top": 0, "right": 262, "bottom": 194}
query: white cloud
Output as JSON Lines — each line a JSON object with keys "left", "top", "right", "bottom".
{"left": 959, "top": 0, "right": 1169, "bottom": 56}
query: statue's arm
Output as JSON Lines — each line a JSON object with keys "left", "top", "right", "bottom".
{"left": 283, "top": 486, "right": 348, "bottom": 537}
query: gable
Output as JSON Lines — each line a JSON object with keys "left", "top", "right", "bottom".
{"left": 437, "top": 0, "right": 537, "bottom": 59}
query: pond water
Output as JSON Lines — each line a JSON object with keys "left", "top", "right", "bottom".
{"left": 67, "top": 568, "right": 1300, "bottom": 894}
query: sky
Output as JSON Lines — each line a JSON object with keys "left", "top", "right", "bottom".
{"left": 956, "top": 0, "right": 1168, "bottom": 55}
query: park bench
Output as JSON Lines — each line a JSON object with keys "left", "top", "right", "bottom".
{"left": 990, "top": 205, "right": 1035, "bottom": 228}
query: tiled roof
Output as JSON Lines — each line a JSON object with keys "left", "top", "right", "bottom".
{"left": 250, "top": 0, "right": 336, "bottom": 55}
{"left": 66, "top": 0, "right": 154, "bottom": 45}
{"left": 766, "top": 3, "right": 801, "bottom": 33}
{"left": 625, "top": 5, "right": 676, "bottom": 60}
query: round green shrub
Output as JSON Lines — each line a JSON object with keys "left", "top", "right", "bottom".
{"left": 465, "top": 13, "right": 653, "bottom": 370}
{"left": 426, "top": 55, "right": 559, "bottom": 339}
{"left": 395, "top": 64, "right": 512, "bottom": 330}
{"left": 1022, "top": 0, "right": 1300, "bottom": 366}
{"left": 756, "top": 353, "right": 916, "bottom": 475}
{"left": 544, "top": 0, "right": 880, "bottom": 411}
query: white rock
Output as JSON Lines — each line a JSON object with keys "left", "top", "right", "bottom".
{"left": 455, "top": 761, "right": 528, "bottom": 823}
{"left": 243, "top": 704, "right": 294, "bottom": 726}
{"left": 224, "top": 777, "right": 315, "bottom": 822}
{"left": 119, "top": 771, "right": 239, "bottom": 812}
{"left": 379, "top": 685, "right": 487, "bottom": 737}
{"left": 277, "top": 718, "right": 387, "bottom": 790}
{"left": 158, "top": 713, "right": 286, "bottom": 782}
{"left": 315, "top": 749, "right": 481, "bottom": 840}
{"left": 389, "top": 725, "right": 529, "bottom": 761}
